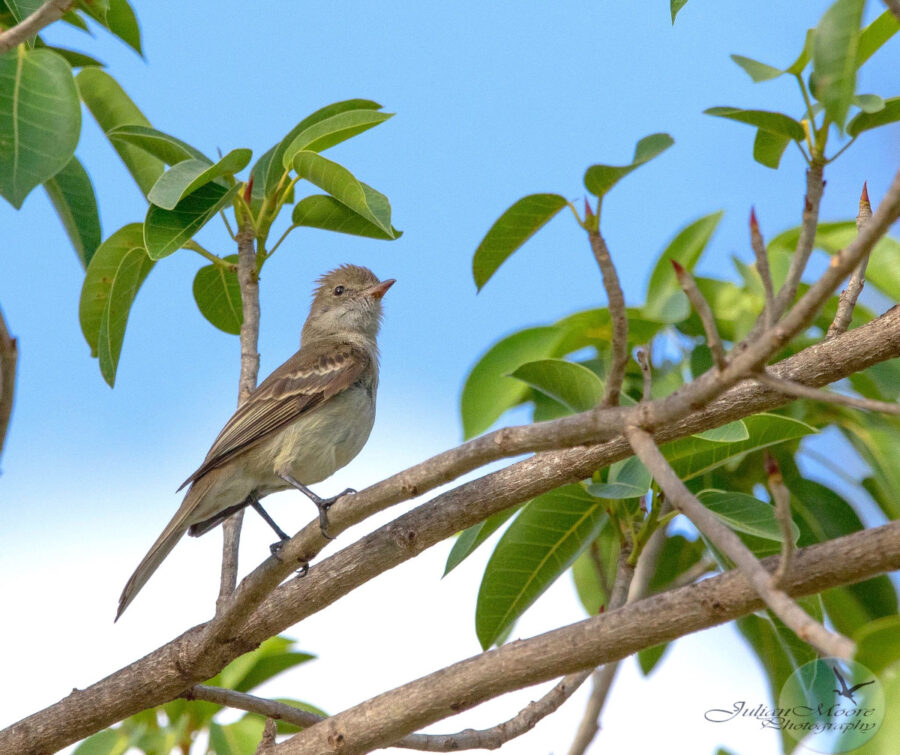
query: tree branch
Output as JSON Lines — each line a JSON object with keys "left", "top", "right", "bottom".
{"left": 755, "top": 371, "right": 900, "bottom": 415}
{"left": 3, "top": 300, "right": 898, "bottom": 754}
{"left": 273, "top": 520, "right": 900, "bottom": 754}
{"left": 588, "top": 229, "right": 629, "bottom": 406}
{"left": 827, "top": 182, "right": 873, "bottom": 338}
{"left": 765, "top": 454, "right": 794, "bottom": 586}
{"left": 750, "top": 208, "right": 775, "bottom": 329}
{"left": 0, "top": 0, "right": 72, "bottom": 53}
{"left": 0, "top": 304, "right": 17, "bottom": 465}
{"left": 885, "top": 0, "right": 900, "bottom": 23}
{"left": 671, "top": 260, "right": 726, "bottom": 369}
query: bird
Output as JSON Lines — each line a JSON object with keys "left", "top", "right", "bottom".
{"left": 116, "top": 264, "right": 394, "bottom": 620}
{"left": 831, "top": 665, "right": 875, "bottom": 703}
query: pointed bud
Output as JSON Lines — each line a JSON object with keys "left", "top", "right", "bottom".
{"left": 243, "top": 175, "right": 254, "bottom": 204}
{"left": 584, "top": 196, "right": 594, "bottom": 219}
{"left": 764, "top": 452, "right": 782, "bottom": 481}
{"left": 860, "top": 181, "right": 870, "bottom": 210}
{"left": 670, "top": 259, "right": 685, "bottom": 277}
{"left": 749, "top": 207, "right": 759, "bottom": 233}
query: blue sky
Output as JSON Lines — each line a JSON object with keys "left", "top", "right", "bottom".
{"left": 1, "top": 2, "right": 898, "bottom": 753}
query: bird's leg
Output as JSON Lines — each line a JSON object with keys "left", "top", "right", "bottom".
{"left": 246, "top": 497, "right": 292, "bottom": 553}
{"left": 277, "top": 472, "right": 355, "bottom": 540}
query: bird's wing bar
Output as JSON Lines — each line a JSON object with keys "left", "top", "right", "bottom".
{"left": 178, "top": 342, "right": 369, "bottom": 490}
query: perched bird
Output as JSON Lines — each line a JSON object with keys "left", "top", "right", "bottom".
{"left": 116, "top": 265, "right": 394, "bottom": 620}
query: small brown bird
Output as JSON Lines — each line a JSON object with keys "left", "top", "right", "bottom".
{"left": 116, "top": 265, "right": 394, "bottom": 619}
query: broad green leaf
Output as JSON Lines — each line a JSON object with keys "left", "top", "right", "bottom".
{"left": 193, "top": 255, "right": 241, "bottom": 335}
{"left": 97, "top": 244, "right": 154, "bottom": 386}
{"left": 812, "top": 0, "right": 864, "bottom": 130}
{"left": 643, "top": 212, "right": 723, "bottom": 323}
{"left": 786, "top": 29, "right": 815, "bottom": 76}
{"left": 144, "top": 182, "right": 240, "bottom": 260}
{"left": 853, "top": 94, "right": 885, "bottom": 113}
{"left": 0, "top": 48, "right": 80, "bottom": 208}
{"left": 209, "top": 636, "right": 315, "bottom": 694}
{"left": 281, "top": 109, "right": 393, "bottom": 167}
{"left": 855, "top": 616, "right": 900, "bottom": 674}
{"left": 847, "top": 96, "right": 900, "bottom": 136}
{"left": 670, "top": 0, "right": 688, "bottom": 23}
{"left": 44, "top": 155, "right": 101, "bottom": 267}
{"left": 292, "top": 194, "right": 401, "bottom": 240}
{"left": 72, "top": 729, "right": 127, "bottom": 755}
{"left": 583, "top": 132, "right": 673, "bottom": 197}
{"left": 104, "top": 0, "right": 142, "bottom": 55}
{"left": 107, "top": 124, "right": 210, "bottom": 165}
{"left": 693, "top": 420, "right": 749, "bottom": 443}
{"left": 249, "top": 143, "right": 276, "bottom": 213}
{"left": 698, "top": 490, "right": 799, "bottom": 543}
{"left": 265, "top": 99, "right": 382, "bottom": 196}
{"left": 444, "top": 505, "right": 521, "bottom": 576}
{"left": 571, "top": 521, "right": 619, "bottom": 615}
{"left": 509, "top": 358, "right": 604, "bottom": 413}
{"left": 648, "top": 534, "right": 707, "bottom": 593}
{"left": 472, "top": 193, "right": 568, "bottom": 291}
{"left": 148, "top": 149, "right": 250, "bottom": 210}
{"left": 857, "top": 11, "right": 899, "bottom": 67}
{"left": 730, "top": 54, "right": 783, "bottom": 82}
{"left": 79, "top": 223, "right": 147, "bottom": 354}
{"left": 704, "top": 107, "right": 805, "bottom": 141}
{"left": 76, "top": 68, "right": 164, "bottom": 195}
{"left": 835, "top": 412, "right": 900, "bottom": 520}
{"left": 36, "top": 44, "right": 104, "bottom": 69}
{"left": 662, "top": 413, "right": 816, "bottom": 481}
{"left": 850, "top": 359, "right": 900, "bottom": 402}
{"left": 768, "top": 221, "right": 900, "bottom": 300}
{"left": 588, "top": 456, "right": 651, "bottom": 499}
{"left": 292, "top": 151, "right": 393, "bottom": 236}
{"left": 638, "top": 644, "right": 669, "bottom": 675}
{"left": 476, "top": 485, "right": 606, "bottom": 649}
{"left": 690, "top": 343, "right": 713, "bottom": 379}
{"left": 753, "top": 128, "right": 792, "bottom": 170}
{"left": 461, "top": 326, "right": 566, "bottom": 438}
{"left": 208, "top": 718, "right": 265, "bottom": 755}
{"left": 553, "top": 307, "right": 663, "bottom": 356}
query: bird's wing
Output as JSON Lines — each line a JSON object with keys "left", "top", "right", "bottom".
{"left": 832, "top": 665, "right": 850, "bottom": 692}
{"left": 848, "top": 680, "right": 876, "bottom": 693}
{"left": 178, "top": 341, "right": 369, "bottom": 490}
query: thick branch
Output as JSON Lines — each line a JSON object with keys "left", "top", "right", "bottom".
{"left": 588, "top": 229, "right": 629, "bottom": 406}
{"left": 0, "top": 0, "right": 72, "bottom": 53}
{"left": 273, "top": 521, "right": 900, "bottom": 754}
{"left": 0, "top": 304, "right": 17, "bottom": 464}
{"left": 3, "top": 306, "right": 898, "bottom": 755}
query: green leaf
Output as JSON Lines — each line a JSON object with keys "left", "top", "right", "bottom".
{"left": 571, "top": 523, "right": 619, "bottom": 615}
{"left": 753, "top": 128, "right": 792, "bottom": 170}
{"left": 43, "top": 155, "right": 101, "bottom": 267}
{"left": 670, "top": 0, "right": 689, "bottom": 24}
{"left": 855, "top": 616, "right": 900, "bottom": 674}
{"left": 704, "top": 107, "right": 805, "bottom": 141}
{"left": 583, "top": 132, "right": 673, "bottom": 197}
{"left": 0, "top": 48, "right": 80, "bottom": 208}
{"left": 638, "top": 644, "right": 669, "bottom": 675}
{"left": 786, "top": 29, "right": 815, "bottom": 76}
{"left": 768, "top": 220, "right": 900, "bottom": 300}
{"left": 209, "top": 718, "right": 265, "bottom": 755}
{"left": 698, "top": 490, "right": 799, "bottom": 543}
{"left": 847, "top": 96, "right": 900, "bottom": 136}
{"left": 104, "top": 0, "right": 142, "bottom": 55}
{"left": 291, "top": 194, "right": 401, "bottom": 240}
{"left": 444, "top": 506, "right": 521, "bottom": 576}
{"left": 292, "top": 151, "right": 393, "bottom": 236}
{"left": 79, "top": 223, "right": 147, "bottom": 354}
{"left": 852, "top": 93, "right": 885, "bottom": 113}
{"left": 476, "top": 485, "right": 606, "bottom": 649}
{"left": 588, "top": 457, "right": 651, "bottom": 499}
{"left": 193, "top": 255, "right": 241, "bottom": 335}
{"left": 72, "top": 728, "right": 125, "bottom": 755}
{"left": 662, "top": 413, "right": 816, "bottom": 481}
{"left": 693, "top": 420, "right": 749, "bottom": 443}
{"left": 144, "top": 182, "right": 240, "bottom": 260}
{"left": 97, "top": 244, "right": 154, "bottom": 386}
{"left": 36, "top": 44, "right": 104, "bottom": 69}
{"left": 461, "top": 327, "right": 566, "bottom": 439}
{"left": 265, "top": 99, "right": 382, "bottom": 196}
{"left": 509, "top": 358, "right": 604, "bottom": 413}
{"left": 107, "top": 124, "right": 210, "bottom": 165}
{"left": 643, "top": 212, "right": 723, "bottom": 323}
{"left": 76, "top": 68, "right": 164, "bottom": 196}
{"left": 281, "top": 109, "right": 394, "bottom": 168}
{"left": 857, "top": 11, "right": 900, "bottom": 67}
{"left": 812, "top": 0, "right": 864, "bottom": 130}
{"left": 730, "top": 54, "right": 784, "bottom": 82}
{"left": 835, "top": 412, "right": 900, "bottom": 520}
{"left": 471, "top": 193, "right": 568, "bottom": 291}
{"left": 148, "top": 149, "right": 250, "bottom": 210}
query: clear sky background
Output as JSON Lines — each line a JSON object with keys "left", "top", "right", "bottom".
{"left": 1, "top": 1, "right": 898, "bottom": 753}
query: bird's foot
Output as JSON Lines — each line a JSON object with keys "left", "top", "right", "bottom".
{"left": 295, "top": 562, "right": 309, "bottom": 578}
{"left": 269, "top": 536, "right": 289, "bottom": 556}
{"left": 310, "top": 487, "right": 356, "bottom": 540}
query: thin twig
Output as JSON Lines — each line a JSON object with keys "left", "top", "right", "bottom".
{"left": 827, "top": 183, "right": 874, "bottom": 338}
{"left": 624, "top": 424, "right": 854, "bottom": 658}
{"left": 756, "top": 371, "right": 900, "bottom": 415}
{"left": 765, "top": 454, "right": 794, "bottom": 586}
{"left": 671, "top": 260, "right": 727, "bottom": 369}
{"left": 635, "top": 347, "right": 652, "bottom": 401}
{"left": 0, "top": 304, "right": 17, "bottom": 464}
{"left": 750, "top": 208, "right": 775, "bottom": 329}
{"left": 0, "top": 0, "right": 72, "bottom": 53}
{"left": 588, "top": 228, "right": 629, "bottom": 406}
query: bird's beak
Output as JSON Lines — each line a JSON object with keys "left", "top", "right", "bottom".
{"left": 365, "top": 278, "right": 396, "bottom": 300}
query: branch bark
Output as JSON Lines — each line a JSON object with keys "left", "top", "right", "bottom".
{"left": 588, "top": 229, "right": 628, "bottom": 406}
{"left": 0, "top": 304, "right": 16, "bottom": 465}
{"left": 3, "top": 305, "right": 898, "bottom": 755}
{"left": 0, "top": 0, "right": 72, "bottom": 53}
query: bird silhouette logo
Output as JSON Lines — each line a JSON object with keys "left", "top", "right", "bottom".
{"left": 831, "top": 664, "right": 875, "bottom": 703}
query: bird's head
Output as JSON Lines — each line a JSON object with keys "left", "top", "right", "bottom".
{"left": 302, "top": 264, "right": 395, "bottom": 345}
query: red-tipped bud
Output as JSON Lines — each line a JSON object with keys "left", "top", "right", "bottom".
{"left": 598, "top": 604, "right": 606, "bottom": 614}
{"left": 243, "top": 175, "right": 254, "bottom": 204}
{"left": 749, "top": 207, "right": 759, "bottom": 233}
{"left": 584, "top": 196, "right": 594, "bottom": 219}
{"left": 860, "top": 181, "right": 870, "bottom": 209}
{"left": 670, "top": 259, "right": 685, "bottom": 276}
{"left": 764, "top": 452, "right": 782, "bottom": 480}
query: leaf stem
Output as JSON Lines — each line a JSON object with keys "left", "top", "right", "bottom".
{"left": 183, "top": 240, "right": 230, "bottom": 268}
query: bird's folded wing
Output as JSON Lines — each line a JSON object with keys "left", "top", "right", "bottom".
{"left": 178, "top": 341, "right": 369, "bottom": 490}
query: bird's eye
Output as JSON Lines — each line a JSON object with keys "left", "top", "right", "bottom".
{"left": 333, "top": 285, "right": 345, "bottom": 296}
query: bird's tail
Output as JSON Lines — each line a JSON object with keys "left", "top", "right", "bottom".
{"left": 116, "top": 478, "right": 214, "bottom": 621}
